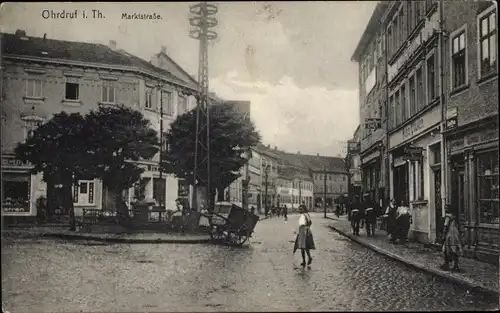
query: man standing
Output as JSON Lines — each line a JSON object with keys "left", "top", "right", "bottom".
{"left": 350, "top": 196, "right": 362, "bottom": 236}
{"left": 283, "top": 205, "right": 288, "bottom": 221}
{"left": 364, "top": 194, "right": 377, "bottom": 237}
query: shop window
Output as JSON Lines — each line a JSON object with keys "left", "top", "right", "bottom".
{"left": 478, "top": 6, "right": 497, "bottom": 78}
{"left": 477, "top": 150, "right": 499, "bottom": 224}
{"left": 73, "top": 180, "right": 95, "bottom": 205}
{"left": 2, "top": 174, "right": 31, "bottom": 213}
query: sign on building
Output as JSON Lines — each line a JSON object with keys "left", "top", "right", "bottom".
{"left": 403, "top": 147, "right": 423, "bottom": 161}
{"left": 365, "top": 118, "right": 381, "bottom": 130}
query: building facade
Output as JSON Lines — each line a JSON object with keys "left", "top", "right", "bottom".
{"left": 352, "top": 1, "right": 498, "bottom": 263}
{"left": 351, "top": 2, "right": 391, "bottom": 209}
{"left": 441, "top": 0, "right": 498, "bottom": 263}
{"left": 1, "top": 31, "right": 199, "bottom": 219}
{"left": 347, "top": 126, "right": 363, "bottom": 201}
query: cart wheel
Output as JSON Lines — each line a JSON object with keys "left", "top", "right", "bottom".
{"left": 228, "top": 232, "right": 249, "bottom": 246}
{"left": 210, "top": 226, "right": 224, "bottom": 242}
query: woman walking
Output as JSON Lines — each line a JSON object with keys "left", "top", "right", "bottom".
{"left": 294, "top": 203, "right": 316, "bottom": 267}
{"left": 440, "top": 204, "right": 463, "bottom": 272}
{"left": 384, "top": 199, "right": 398, "bottom": 243}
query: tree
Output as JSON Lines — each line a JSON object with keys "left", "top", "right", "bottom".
{"left": 15, "top": 112, "right": 90, "bottom": 230}
{"left": 84, "top": 105, "right": 159, "bottom": 220}
{"left": 162, "top": 103, "right": 260, "bottom": 211}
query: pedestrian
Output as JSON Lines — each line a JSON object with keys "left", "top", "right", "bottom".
{"left": 364, "top": 195, "right": 377, "bottom": 237}
{"left": 384, "top": 199, "right": 398, "bottom": 243}
{"left": 283, "top": 205, "right": 288, "bottom": 221}
{"left": 251, "top": 205, "right": 256, "bottom": 215}
{"left": 277, "top": 206, "right": 281, "bottom": 217}
{"left": 293, "top": 203, "right": 315, "bottom": 267}
{"left": 350, "top": 196, "right": 362, "bottom": 236}
{"left": 394, "top": 201, "right": 411, "bottom": 244}
{"left": 440, "top": 204, "right": 463, "bottom": 272}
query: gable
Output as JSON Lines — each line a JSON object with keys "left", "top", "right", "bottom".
{"left": 155, "top": 53, "right": 198, "bottom": 89}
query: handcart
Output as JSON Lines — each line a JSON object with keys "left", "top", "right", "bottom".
{"left": 204, "top": 202, "right": 260, "bottom": 246}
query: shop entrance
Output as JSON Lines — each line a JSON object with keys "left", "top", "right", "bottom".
{"left": 432, "top": 165, "right": 443, "bottom": 242}
{"left": 393, "top": 163, "right": 409, "bottom": 205}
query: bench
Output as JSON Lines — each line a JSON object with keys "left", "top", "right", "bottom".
{"left": 76, "top": 209, "right": 118, "bottom": 232}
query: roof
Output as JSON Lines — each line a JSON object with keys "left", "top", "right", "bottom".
{"left": 1, "top": 32, "right": 195, "bottom": 90}
{"left": 351, "top": 2, "right": 390, "bottom": 62}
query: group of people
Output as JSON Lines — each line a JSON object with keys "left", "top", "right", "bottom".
{"left": 268, "top": 205, "right": 288, "bottom": 220}
{"left": 348, "top": 195, "right": 463, "bottom": 272}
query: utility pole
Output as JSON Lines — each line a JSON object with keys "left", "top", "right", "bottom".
{"left": 158, "top": 86, "right": 164, "bottom": 208}
{"left": 299, "top": 178, "right": 302, "bottom": 206}
{"left": 189, "top": 2, "right": 218, "bottom": 211}
{"left": 323, "top": 167, "right": 327, "bottom": 218}
{"left": 264, "top": 165, "right": 269, "bottom": 216}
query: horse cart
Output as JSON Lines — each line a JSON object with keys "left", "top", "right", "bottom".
{"left": 203, "top": 202, "right": 260, "bottom": 246}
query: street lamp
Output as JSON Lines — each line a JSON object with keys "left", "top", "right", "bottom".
{"left": 264, "top": 164, "right": 270, "bottom": 216}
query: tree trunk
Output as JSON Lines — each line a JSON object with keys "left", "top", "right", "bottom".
{"left": 208, "top": 186, "right": 217, "bottom": 213}
{"left": 63, "top": 175, "right": 76, "bottom": 231}
{"left": 114, "top": 188, "right": 130, "bottom": 224}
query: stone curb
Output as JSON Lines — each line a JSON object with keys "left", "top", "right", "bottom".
{"left": 37, "top": 232, "right": 213, "bottom": 244}
{"left": 327, "top": 224, "right": 499, "bottom": 299}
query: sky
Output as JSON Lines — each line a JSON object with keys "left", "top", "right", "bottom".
{"left": 0, "top": 1, "right": 377, "bottom": 157}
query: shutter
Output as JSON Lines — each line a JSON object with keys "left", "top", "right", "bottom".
{"left": 73, "top": 183, "right": 79, "bottom": 203}
{"left": 89, "top": 182, "right": 94, "bottom": 204}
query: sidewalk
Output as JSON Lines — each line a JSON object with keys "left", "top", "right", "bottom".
{"left": 327, "top": 216, "right": 499, "bottom": 298}
{"left": 2, "top": 214, "right": 271, "bottom": 244}
{"left": 2, "top": 226, "right": 213, "bottom": 244}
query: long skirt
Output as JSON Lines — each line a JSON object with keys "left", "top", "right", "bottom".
{"left": 294, "top": 226, "right": 316, "bottom": 252}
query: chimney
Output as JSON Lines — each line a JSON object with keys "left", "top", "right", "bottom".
{"left": 274, "top": 146, "right": 277, "bottom": 150}
{"left": 160, "top": 45, "right": 167, "bottom": 54}
{"left": 43, "top": 33, "right": 47, "bottom": 41}
{"left": 15, "top": 29, "right": 26, "bottom": 36}
{"left": 267, "top": 144, "right": 270, "bottom": 148}
{"left": 297, "top": 151, "right": 300, "bottom": 155}
{"left": 317, "top": 153, "right": 319, "bottom": 156}
{"left": 108, "top": 40, "right": 117, "bottom": 50}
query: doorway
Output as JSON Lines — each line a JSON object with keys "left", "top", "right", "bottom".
{"left": 432, "top": 166, "right": 442, "bottom": 242}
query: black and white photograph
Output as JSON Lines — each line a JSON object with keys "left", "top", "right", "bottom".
{"left": 0, "top": 1, "right": 498, "bottom": 312}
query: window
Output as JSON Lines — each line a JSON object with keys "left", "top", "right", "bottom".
{"left": 416, "top": 1, "right": 424, "bottom": 23}
{"left": 26, "top": 79, "right": 43, "bottom": 98}
{"left": 145, "top": 87, "right": 153, "bottom": 109}
{"left": 65, "top": 83, "right": 79, "bottom": 100}
{"left": 409, "top": 75, "right": 416, "bottom": 116}
{"left": 478, "top": 7, "right": 497, "bottom": 78}
{"left": 477, "top": 150, "right": 499, "bottom": 224}
{"left": 393, "top": 18, "right": 399, "bottom": 54}
{"left": 419, "top": 160, "right": 424, "bottom": 199}
{"left": 178, "top": 96, "right": 188, "bottom": 114}
{"left": 394, "top": 89, "right": 401, "bottom": 126}
{"left": 408, "top": 2, "right": 415, "bottom": 31}
{"left": 388, "top": 94, "right": 394, "bottom": 129}
{"left": 416, "top": 67, "right": 424, "bottom": 111}
{"left": 425, "top": 0, "right": 436, "bottom": 13}
{"left": 163, "top": 91, "right": 173, "bottom": 115}
{"left": 399, "top": 6, "right": 406, "bottom": 46}
{"left": 101, "top": 83, "right": 116, "bottom": 103}
{"left": 387, "top": 26, "right": 393, "bottom": 57}
{"left": 401, "top": 84, "right": 408, "bottom": 121}
{"left": 73, "top": 180, "right": 95, "bottom": 205}
{"left": 2, "top": 173, "right": 31, "bottom": 213}
{"left": 427, "top": 53, "right": 438, "bottom": 103}
{"left": 451, "top": 30, "right": 467, "bottom": 89}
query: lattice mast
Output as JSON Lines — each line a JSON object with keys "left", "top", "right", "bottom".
{"left": 189, "top": 1, "right": 218, "bottom": 211}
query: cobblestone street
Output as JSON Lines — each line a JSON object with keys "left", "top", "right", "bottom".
{"left": 2, "top": 213, "right": 497, "bottom": 312}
